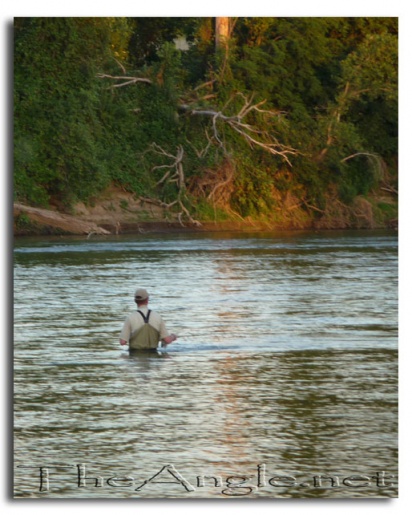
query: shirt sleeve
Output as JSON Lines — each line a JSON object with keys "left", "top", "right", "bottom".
{"left": 119, "top": 317, "right": 132, "bottom": 342}
{"left": 158, "top": 318, "right": 169, "bottom": 340}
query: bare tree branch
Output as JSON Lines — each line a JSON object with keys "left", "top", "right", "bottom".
{"left": 194, "top": 80, "right": 216, "bottom": 92}
{"left": 179, "top": 93, "right": 297, "bottom": 165}
{"left": 97, "top": 73, "right": 152, "bottom": 88}
{"left": 98, "top": 67, "right": 294, "bottom": 163}
{"left": 185, "top": 129, "right": 213, "bottom": 158}
{"left": 112, "top": 57, "right": 127, "bottom": 75}
{"left": 380, "top": 186, "right": 398, "bottom": 195}
{"left": 145, "top": 144, "right": 201, "bottom": 226}
{"left": 317, "top": 82, "right": 350, "bottom": 161}
{"left": 341, "top": 151, "right": 380, "bottom": 163}
{"left": 341, "top": 151, "right": 386, "bottom": 182}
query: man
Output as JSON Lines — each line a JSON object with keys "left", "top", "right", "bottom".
{"left": 119, "top": 288, "right": 177, "bottom": 351}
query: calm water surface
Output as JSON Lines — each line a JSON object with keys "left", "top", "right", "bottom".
{"left": 13, "top": 230, "right": 398, "bottom": 498}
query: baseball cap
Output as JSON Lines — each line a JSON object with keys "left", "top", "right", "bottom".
{"left": 134, "top": 288, "right": 149, "bottom": 301}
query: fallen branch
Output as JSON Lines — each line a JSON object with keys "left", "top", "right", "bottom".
{"left": 14, "top": 203, "right": 111, "bottom": 235}
{"left": 380, "top": 186, "right": 398, "bottom": 195}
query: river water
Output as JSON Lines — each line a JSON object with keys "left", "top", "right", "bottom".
{"left": 13, "top": 230, "right": 398, "bottom": 499}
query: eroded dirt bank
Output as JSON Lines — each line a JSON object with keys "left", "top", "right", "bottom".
{"left": 14, "top": 186, "right": 398, "bottom": 236}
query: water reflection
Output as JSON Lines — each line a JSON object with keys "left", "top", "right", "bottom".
{"left": 14, "top": 231, "right": 397, "bottom": 498}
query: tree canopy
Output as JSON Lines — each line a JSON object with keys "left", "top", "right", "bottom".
{"left": 14, "top": 17, "right": 398, "bottom": 226}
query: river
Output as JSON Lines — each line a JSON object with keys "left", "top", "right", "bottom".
{"left": 13, "top": 230, "right": 398, "bottom": 498}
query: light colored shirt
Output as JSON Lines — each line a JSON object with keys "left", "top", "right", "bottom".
{"left": 119, "top": 306, "right": 169, "bottom": 348}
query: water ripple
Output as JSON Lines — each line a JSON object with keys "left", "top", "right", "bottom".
{"left": 14, "top": 231, "right": 398, "bottom": 498}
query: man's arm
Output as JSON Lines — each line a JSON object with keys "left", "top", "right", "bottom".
{"left": 119, "top": 317, "right": 131, "bottom": 346}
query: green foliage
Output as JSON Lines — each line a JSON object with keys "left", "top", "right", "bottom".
{"left": 126, "top": 17, "right": 200, "bottom": 67}
{"left": 14, "top": 16, "right": 398, "bottom": 222}
{"left": 224, "top": 17, "right": 398, "bottom": 209}
{"left": 340, "top": 32, "right": 398, "bottom": 103}
{"left": 231, "top": 157, "right": 275, "bottom": 217}
{"left": 193, "top": 198, "right": 233, "bottom": 222}
{"left": 14, "top": 18, "right": 120, "bottom": 205}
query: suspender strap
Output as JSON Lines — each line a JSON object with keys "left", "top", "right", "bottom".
{"left": 137, "top": 309, "right": 151, "bottom": 324}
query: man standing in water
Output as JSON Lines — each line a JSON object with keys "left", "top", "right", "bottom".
{"left": 119, "top": 288, "right": 177, "bottom": 351}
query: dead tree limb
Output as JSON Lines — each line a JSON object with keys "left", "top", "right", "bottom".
{"left": 112, "top": 57, "right": 127, "bottom": 74}
{"left": 14, "top": 203, "right": 111, "bottom": 235}
{"left": 179, "top": 93, "right": 296, "bottom": 165}
{"left": 97, "top": 73, "right": 152, "bottom": 88}
{"left": 303, "top": 201, "right": 325, "bottom": 214}
{"left": 341, "top": 151, "right": 382, "bottom": 164}
{"left": 97, "top": 59, "right": 152, "bottom": 88}
{"left": 145, "top": 144, "right": 201, "bottom": 226}
{"left": 194, "top": 80, "right": 216, "bottom": 92}
{"left": 139, "top": 196, "right": 178, "bottom": 209}
{"left": 185, "top": 129, "right": 213, "bottom": 158}
{"left": 341, "top": 152, "right": 386, "bottom": 182}
{"left": 317, "top": 82, "right": 350, "bottom": 162}
{"left": 149, "top": 143, "right": 185, "bottom": 188}
{"left": 98, "top": 67, "right": 295, "bottom": 164}
{"left": 380, "top": 186, "right": 398, "bottom": 195}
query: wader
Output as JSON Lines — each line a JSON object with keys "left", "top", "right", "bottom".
{"left": 129, "top": 310, "right": 160, "bottom": 350}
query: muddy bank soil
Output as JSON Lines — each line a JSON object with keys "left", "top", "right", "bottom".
{"left": 14, "top": 186, "right": 397, "bottom": 236}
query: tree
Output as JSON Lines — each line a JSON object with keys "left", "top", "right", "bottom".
{"left": 14, "top": 16, "right": 398, "bottom": 225}
{"left": 14, "top": 17, "right": 131, "bottom": 206}
{"left": 215, "top": 17, "right": 230, "bottom": 49}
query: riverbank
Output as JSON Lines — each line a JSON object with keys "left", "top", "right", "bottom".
{"left": 13, "top": 185, "right": 398, "bottom": 236}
